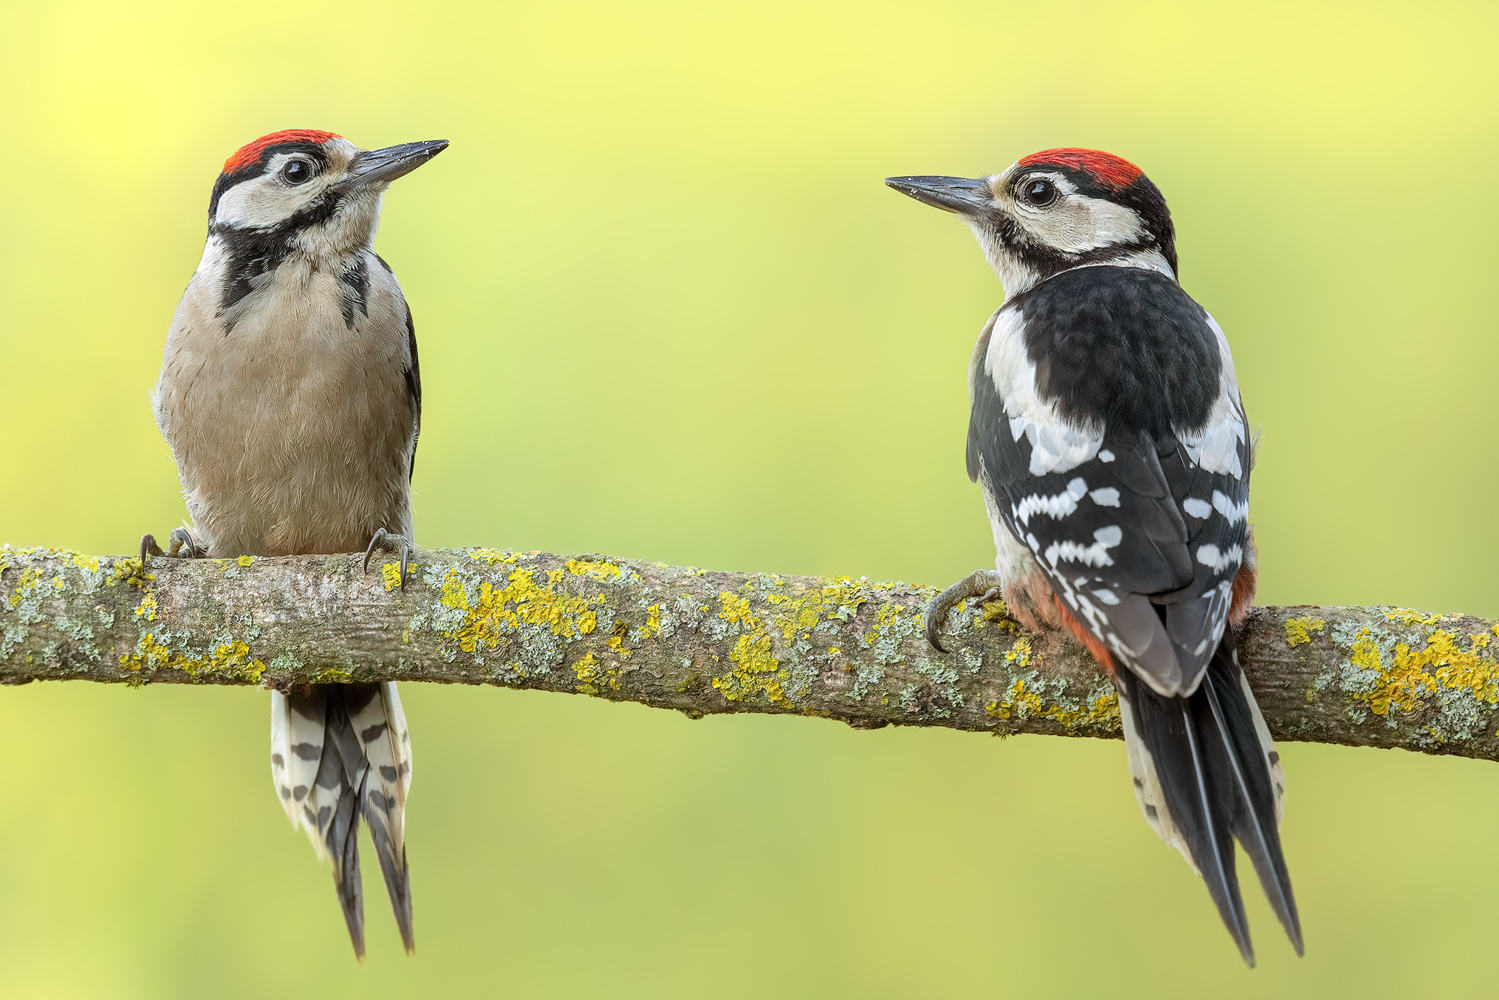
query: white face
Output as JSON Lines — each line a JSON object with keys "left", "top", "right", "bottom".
{"left": 211, "top": 136, "right": 385, "bottom": 253}
{"left": 965, "top": 162, "right": 1172, "bottom": 295}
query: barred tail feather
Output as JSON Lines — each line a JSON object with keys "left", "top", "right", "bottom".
{"left": 346, "top": 682, "right": 416, "bottom": 953}
{"left": 272, "top": 685, "right": 412, "bottom": 960}
{"left": 1116, "top": 634, "right": 1302, "bottom": 965}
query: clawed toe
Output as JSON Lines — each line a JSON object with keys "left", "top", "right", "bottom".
{"left": 363, "top": 528, "right": 412, "bottom": 585}
{"left": 140, "top": 527, "right": 201, "bottom": 564}
{"left": 924, "top": 570, "right": 1005, "bottom": 653}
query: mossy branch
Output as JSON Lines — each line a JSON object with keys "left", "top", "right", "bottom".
{"left": 4, "top": 543, "right": 1499, "bottom": 761}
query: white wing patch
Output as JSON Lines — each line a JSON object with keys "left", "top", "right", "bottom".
{"left": 987, "top": 308, "right": 1103, "bottom": 476}
{"left": 1013, "top": 477, "right": 1088, "bottom": 525}
{"left": 1088, "top": 487, "right": 1121, "bottom": 507}
{"left": 1175, "top": 312, "right": 1246, "bottom": 477}
{"left": 1211, "top": 490, "right": 1249, "bottom": 524}
{"left": 1196, "top": 543, "right": 1243, "bottom": 572}
{"left": 1044, "top": 525, "right": 1122, "bottom": 569}
{"left": 1182, "top": 497, "right": 1212, "bottom": 519}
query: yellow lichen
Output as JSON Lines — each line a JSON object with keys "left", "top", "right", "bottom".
{"left": 468, "top": 548, "right": 519, "bottom": 567}
{"left": 1005, "top": 636, "right": 1033, "bottom": 669}
{"left": 984, "top": 679, "right": 1119, "bottom": 731}
{"left": 72, "top": 553, "right": 100, "bottom": 573}
{"left": 1284, "top": 616, "right": 1326, "bottom": 647}
{"left": 1350, "top": 626, "right": 1499, "bottom": 719}
{"left": 863, "top": 603, "right": 904, "bottom": 646}
{"left": 118, "top": 634, "right": 266, "bottom": 682}
{"left": 313, "top": 667, "right": 352, "bottom": 683}
{"left": 440, "top": 566, "right": 601, "bottom": 654}
{"left": 712, "top": 590, "right": 789, "bottom": 703}
{"left": 109, "top": 558, "right": 153, "bottom": 590}
{"left": 570, "top": 651, "right": 620, "bottom": 695}
{"left": 1384, "top": 608, "right": 1446, "bottom": 628}
{"left": 762, "top": 578, "right": 870, "bottom": 645}
{"left": 134, "top": 592, "right": 158, "bottom": 622}
{"left": 381, "top": 562, "right": 403, "bottom": 592}
{"left": 565, "top": 558, "right": 621, "bottom": 581}
{"left": 236, "top": 555, "right": 254, "bottom": 568}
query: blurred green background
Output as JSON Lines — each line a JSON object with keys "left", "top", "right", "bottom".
{"left": 2, "top": 0, "right": 1497, "bottom": 996}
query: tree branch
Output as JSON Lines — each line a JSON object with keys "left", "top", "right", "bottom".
{"left": 4, "top": 543, "right": 1497, "bottom": 761}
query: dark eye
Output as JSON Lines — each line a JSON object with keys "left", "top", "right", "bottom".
{"left": 1021, "top": 178, "right": 1057, "bottom": 207}
{"left": 281, "top": 159, "right": 314, "bottom": 185}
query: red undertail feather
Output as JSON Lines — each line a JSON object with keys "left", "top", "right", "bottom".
{"left": 1046, "top": 590, "right": 1119, "bottom": 674}
{"left": 1229, "top": 562, "right": 1257, "bottom": 630}
{"left": 1017, "top": 148, "right": 1143, "bottom": 191}
{"left": 223, "top": 129, "right": 341, "bottom": 173}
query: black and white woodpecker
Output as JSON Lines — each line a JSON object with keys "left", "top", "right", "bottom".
{"left": 141, "top": 129, "right": 447, "bottom": 958}
{"left": 887, "top": 149, "right": 1301, "bottom": 965}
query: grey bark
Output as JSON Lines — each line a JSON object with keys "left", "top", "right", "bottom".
{"left": 4, "top": 543, "right": 1497, "bottom": 761}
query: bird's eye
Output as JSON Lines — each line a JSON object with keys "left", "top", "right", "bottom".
{"left": 281, "top": 159, "right": 314, "bottom": 185}
{"left": 1021, "top": 178, "right": 1058, "bottom": 207}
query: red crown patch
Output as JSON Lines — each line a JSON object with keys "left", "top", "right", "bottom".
{"left": 222, "top": 129, "right": 342, "bottom": 174}
{"left": 1018, "top": 148, "right": 1143, "bottom": 191}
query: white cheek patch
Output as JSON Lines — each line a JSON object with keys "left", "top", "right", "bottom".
{"left": 1013, "top": 188, "right": 1145, "bottom": 254}
{"left": 214, "top": 152, "right": 338, "bottom": 230}
{"left": 988, "top": 309, "right": 1104, "bottom": 476}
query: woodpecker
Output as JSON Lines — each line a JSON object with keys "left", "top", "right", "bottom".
{"left": 887, "top": 150, "right": 1300, "bottom": 965}
{"left": 141, "top": 129, "right": 447, "bottom": 958}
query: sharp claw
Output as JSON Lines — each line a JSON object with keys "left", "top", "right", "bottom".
{"left": 925, "top": 570, "right": 1005, "bottom": 653}
{"left": 399, "top": 545, "right": 410, "bottom": 586}
{"left": 362, "top": 534, "right": 381, "bottom": 574}
{"left": 139, "top": 534, "right": 157, "bottom": 563}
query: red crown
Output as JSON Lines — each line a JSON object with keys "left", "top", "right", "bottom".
{"left": 222, "top": 129, "right": 341, "bottom": 174}
{"left": 1017, "top": 148, "right": 1143, "bottom": 191}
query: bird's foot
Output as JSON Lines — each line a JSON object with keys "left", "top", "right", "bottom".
{"left": 924, "top": 569, "right": 1005, "bottom": 653}
{"left": 140, "top": 527, "right": 202, "bottom": 564}
{"left": 363, "top": 528, "right": 412, "bottom": 586}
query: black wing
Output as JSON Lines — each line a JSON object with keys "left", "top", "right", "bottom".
{"left": 968, "top": 266, "right": 1250, "bottom": 695}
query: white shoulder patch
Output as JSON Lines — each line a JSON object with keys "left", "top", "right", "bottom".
{"left": 1175, "top": 312, "right": 1246, "bottom": 477}
{"left": 985, "top": 307, "right": 1103, "bottom": 476}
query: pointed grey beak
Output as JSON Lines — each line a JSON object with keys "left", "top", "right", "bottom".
{"left": 344, "top": 139, "right": 449, "bottom": 190}
{"left": 885, "top": 175, "right": 991, "bottom": 214}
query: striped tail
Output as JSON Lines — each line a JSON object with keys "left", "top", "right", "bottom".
{"left": 1115, "top": 633, "right": 1301, "bottom": 966}
{"left": 270, "top": 682, "right": 414, "bottom": 958}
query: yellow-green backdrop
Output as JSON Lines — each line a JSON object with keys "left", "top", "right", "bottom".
{"left": 2, "top": 1, "right": 1496, "bottom": 996}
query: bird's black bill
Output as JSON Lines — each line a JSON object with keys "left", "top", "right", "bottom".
{"left": 345, "top": 139, "right": 450, "bottom": 189}
{"left": 885, "top": 175, "right": 991, "bottom": 214}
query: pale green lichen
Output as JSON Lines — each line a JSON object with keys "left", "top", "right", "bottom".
{"left": 1285, "top": 615, "right": 1326, "bottom": 647}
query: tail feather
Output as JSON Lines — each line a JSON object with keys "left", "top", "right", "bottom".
{"left": 346, "top": 682, "right": 415, "bottom": 953}
{"left": 272, "top": 683, "right": 415, "bottom": 959}
{"left": 1116, "top": 633, "right": 1301, "bottom": 965}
